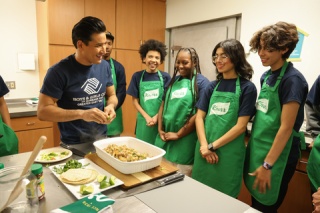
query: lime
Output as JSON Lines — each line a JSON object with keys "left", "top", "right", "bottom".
{"left": 99, "top": 180, "right": 110, "bottom": 189}
{"left": 109, "top": 176, "right": 116, "bottom": 185}
{"left": 80, "top": 185, "right": 94, "bottom": 195}
{"left": 97, "top": 174, "right": 107, "bottom": 183}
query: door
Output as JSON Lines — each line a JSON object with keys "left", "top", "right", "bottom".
{"left": 168, "top": 17, "right": 240, "bottom": 81}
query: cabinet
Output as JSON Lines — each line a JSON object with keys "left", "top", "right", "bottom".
{"left": 11, "top": 116, "right": 54, "bottom": 153}
{"left": 116, "top": 0, "right": 166, "bottom": 50}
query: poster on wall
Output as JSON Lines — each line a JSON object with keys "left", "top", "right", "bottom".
{"left": 288, "top": 27, "right": 309, "bottom": 62}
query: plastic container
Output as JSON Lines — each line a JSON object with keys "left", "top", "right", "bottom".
{"left": 93, "top": 137, "right": 166, "bottom": 174}
{"left": 31, "top": 164, "right": 45, "bottom": 200}
{"left": 0, "top": 166, "right": 39, "bottom": 212}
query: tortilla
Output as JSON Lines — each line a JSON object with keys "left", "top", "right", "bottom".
{"left": 60, "top": 169, "right": 98, "bottom": 185}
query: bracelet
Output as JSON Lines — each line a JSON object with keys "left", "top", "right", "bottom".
{"left": 262, "top": 161, "right": 273, "bottom": 170}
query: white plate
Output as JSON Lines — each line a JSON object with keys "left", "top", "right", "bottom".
{"left": 49, "top": 158, "right": 124, "bottom": 199}
{"left": 35, "top": 147, "right": 73, "bottom": 163}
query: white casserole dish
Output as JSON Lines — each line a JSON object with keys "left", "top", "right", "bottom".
{"left": 93, "top": 137, "right": 166, "bottom": 174}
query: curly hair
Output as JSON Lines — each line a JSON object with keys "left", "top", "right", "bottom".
{"left": 249, "top": 21, "right": 299, "bottom": 59}
{"left": 212, "top": 39, "right": 253, "bottom": 80}
{"left": 139, "top": 39, "right": 167, "bottom": 63}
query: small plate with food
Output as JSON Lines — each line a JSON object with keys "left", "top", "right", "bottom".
{"left": 49, "top": 158, "right": 123, "bottom": 199}
{"left": 35, "top": 147, "right": 72, "bottom": 163}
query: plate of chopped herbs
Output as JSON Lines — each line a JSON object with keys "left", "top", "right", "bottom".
{"left": 35, "top": 147, "right": 72, "bottom": 163}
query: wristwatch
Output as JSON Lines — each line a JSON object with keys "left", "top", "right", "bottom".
{"left": 262, "top": 161, "right": 273, "bottom": 170}
{"left": 207, "top": 143, "right": 216, "bottom": 152}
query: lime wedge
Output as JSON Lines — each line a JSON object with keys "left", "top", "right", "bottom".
{"left": 97, "top": 174, "right": 107, "bottom": 183}
{"left": 109, "top": 176, "right": 116, "bottom": 186}
{"left": 99, "top": 180, "right": 110, "bottom": 189}
{"left": 80, "top": 185, "right": 94, "bottom": 195}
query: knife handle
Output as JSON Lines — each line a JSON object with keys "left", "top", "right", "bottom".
{"left": 157, "top": 172, "right": 185, "bottom": 186}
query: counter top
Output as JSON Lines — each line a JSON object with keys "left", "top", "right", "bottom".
{"left": 6, "top": 98, "right": 37, "bottom": 118}
{"left": 0, "top": 151, "right": 260, "bottom": 213}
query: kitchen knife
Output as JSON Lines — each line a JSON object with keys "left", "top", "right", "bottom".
{"left": 60, "top": 143, "right": 86, "bottom": 157}
{"left": 117, "top": 172, "right": 185, "bottom": 198}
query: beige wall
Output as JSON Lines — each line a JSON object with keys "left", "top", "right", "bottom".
{"left": 0, "top": 0, "right": 40, "bottom": 99}
{"left": 166, "top": 0, "right": 319, "bottom": 91}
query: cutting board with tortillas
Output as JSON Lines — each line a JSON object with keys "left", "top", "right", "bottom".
{"left": 85, "top": 153, "right": 178, "bottom": 189}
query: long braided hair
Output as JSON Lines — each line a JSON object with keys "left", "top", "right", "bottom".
{"left": 165, "top": 47, "right": 201, "bottom": 126}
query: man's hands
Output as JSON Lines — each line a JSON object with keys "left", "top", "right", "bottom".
{"left": 81, "top": 105, "right": 116, "bottom": 124}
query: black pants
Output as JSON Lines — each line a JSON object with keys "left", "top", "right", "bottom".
{"left": 251, "top": 139, "right": 300, "bottom": 213}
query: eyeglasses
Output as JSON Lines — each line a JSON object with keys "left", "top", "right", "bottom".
{"left": 212, "top": 54, "right": 228, "bottom": 62}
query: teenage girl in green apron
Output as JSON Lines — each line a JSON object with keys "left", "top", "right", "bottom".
{"left": 192, "top": 39, "right": 256, "bottom": 197}
{"left": 155, "top": 48, "right": 209, "bottom": 176}
{"left": 243, "top": 22, "right": 308, "bottom": 212}
{"left": 127, "top": 39, "right": 170, "bottom": 145}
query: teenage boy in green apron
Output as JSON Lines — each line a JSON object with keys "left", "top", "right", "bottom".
{"left": 244, "top": 22, "right": 308, "bottom": 212}
{"left": 155, "top": 48, "right": 209, "bottom": 176}
{"left": 0, "top": 75, "right": 18, "bottom": 156}
{"left": 305, "top": 75, "right": 320, "bottom": 212}
{"left": 104, "top": 32, "right": 126, "bottom": 137}
{"left": 127, "top": 39, "right": 171, "bottom": 144}
{"left": 192, "top": 39, "right": 256, "bottom": 198}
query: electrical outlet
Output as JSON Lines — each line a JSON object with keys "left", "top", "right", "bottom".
{"left": 5, "top": 81, "right": 16, "bottom": 89}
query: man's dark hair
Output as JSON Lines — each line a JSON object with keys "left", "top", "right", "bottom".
{"left": 72, "top": 16, "right": 106, "bottom": 48}
{"left": 106, "top": 31, "right": 114, "bottom": 42}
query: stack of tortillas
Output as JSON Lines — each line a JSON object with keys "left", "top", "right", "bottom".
{"left": 60, "top": 169, "right": 98, "bottom": 185}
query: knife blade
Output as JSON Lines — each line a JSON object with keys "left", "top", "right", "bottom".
{"left": 117, "top": 172, "right": 185, "bottom": 198}
{"left": 60, "top": 143, "right": 86, "bottom": 157}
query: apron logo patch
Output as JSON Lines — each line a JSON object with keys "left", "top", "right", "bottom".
{"left": 144, "top": 88, "right": 159, "bottom": 101}
{"left": 256, "top": 98, "right": 268, "bottom": 113}
{"left": 209, "top": 102, "right": 230, "bottom": 115}
{"left": 171, "top": 88, "right": 187, "bottom": 100}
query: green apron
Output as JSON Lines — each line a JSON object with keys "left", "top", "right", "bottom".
{"left": 0, "top": 114, "right": 18, "bottom": 157}
{"left": 154, "top": 76, "right": 197, "bottom": 165}
{"left": 107, "top": 58, "right": 123, "bottom": 136}
{"left": 136, "top": 70, "right": 163, "bottom": 144}
{"left": 244, "top": 61, "right": 298, "bottom": 205}
{"left": 307, "top": 134, "right": 320, "bottom": 192}
{"left": 192, "top": 77, "right": 245, "bottom": 198}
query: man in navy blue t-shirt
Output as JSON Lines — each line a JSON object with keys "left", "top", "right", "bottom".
{"left": 37, "top": 17, "right": 118, "bottom": 145}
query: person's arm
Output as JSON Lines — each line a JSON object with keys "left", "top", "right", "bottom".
{"left": 0, "top": 96, "right": 11, "bottom": 127}
{"left": 212, "top": 115, "right": 250, "bottom": 149}
{"left": 313, "top": 188, "right": 320, "bottom": 213}
{"left": 132, "top": 96, "right": 154, "bottom": 126}
{"left": 306, "top": 102, "right": 320, "bottom": 147}
{"left": 250, "top": 101, "right": 300, "bottom": 193}
{"left": 37, "top": 93, "right": 110, "bottom": 124}
{"left": 157, "top": 101, "right": 166, "bottom": 141}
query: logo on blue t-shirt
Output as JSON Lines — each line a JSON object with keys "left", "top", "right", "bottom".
{"left": 81, "top": 78, "right": 102, "bottom": 95}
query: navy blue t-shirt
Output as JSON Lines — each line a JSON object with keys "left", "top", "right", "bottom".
{"left": 127, "top": 70, "right": 171, "bottom": 98}
{"left": 0, "top": 76, "right": 9, "bottom": 97}
{"left": 106, "top": 58, "right": 126, "bottom": 110}
{"left": 197, "top": 77, "right": 257, "bottom": 117}
{"left": 40, "top": 54, "right": 113, "bottom": 144}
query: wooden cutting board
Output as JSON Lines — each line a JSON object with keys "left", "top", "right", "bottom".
{"left": 85, "top": 153, "right": 178, "bottom": 189}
